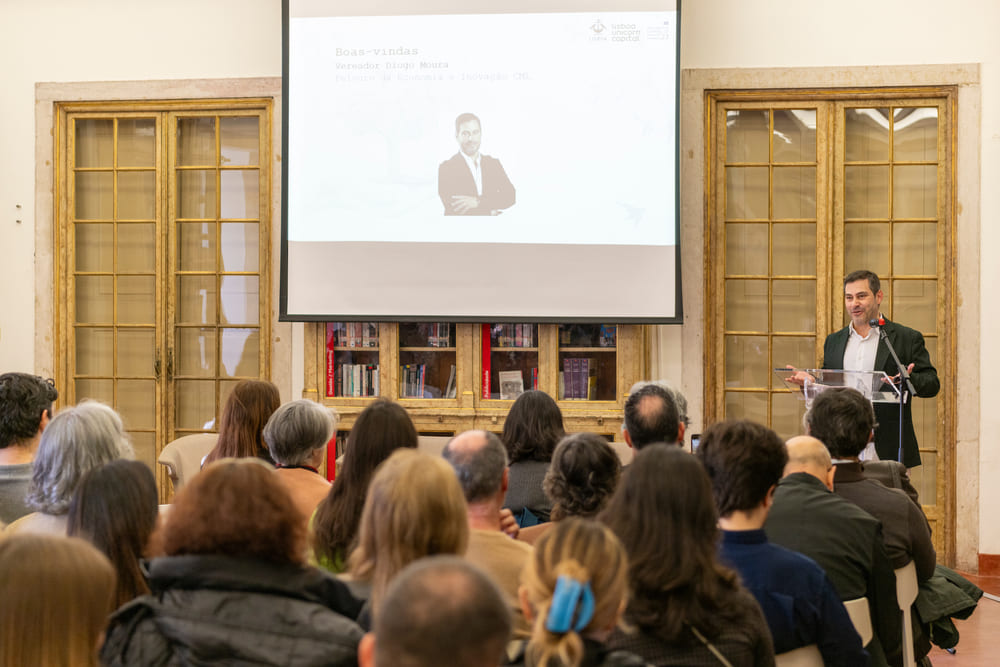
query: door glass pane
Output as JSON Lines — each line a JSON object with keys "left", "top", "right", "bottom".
{"left": 75, "top": 119, "right": 114, "bottom": 168}
{"left": 75, "top": 172, "right": 114, "bottom": 220}
{"left": 176, "top": 380, "right": 217, "bottom": 430}
{"left": 772, "top": 109, "right": 816, "bottom": 163}
{"left": 845, "top": 166, "right": 889, "bottom": 219}
{"left": 726, "top": 110, "right": 769, "bottom": 162}
{"left": 117, "top": 276, "right": 155, "bottom": 324}
{"left": 893, "top": 165, "right": 936, "bottom": 219}
{"left": 220, "top": 117, "right": 260, "bottom": 166}
{"left": 117, "top": 119, "right": 156, "bottom": 168}
{"left": 117, "top": 329, "right": 154, "bottom": 376}
{"left": 908, "top": 451, "right": 937, "bottom": 507}
{"left": 117, "top": 379, "right": 155, "bottom": 430}
{"left": 178, "top": 170, "right": 217, "bottom": 219}
{"left": 117, "top": 171, "right": 155, "bottom": 219}
{"left": 891, "top": 280, "right": 937, "bottom": 333}
{"left": 75, "top": 327, "right": 113, "bottom": 376}
{"left": 75, "top": 276, "right": 113, "bottom": 323}
{"left": 893, "top": 108, "right": 937, "bottom": 162}
{"left": 129, "top": 431, "right": 157, "bottom": 471}
{"left": 725, "top": 279, "right": 768, "bottom": 331}
{"left": 726, "top": 167, "right": 769, "bottom": 219}
{"left": 726, "top": 223, "right": 768, "bottom": 275}
{"left": 221, "top": 223, "right": 259, "bottom": 272}
{"left": 220, "top": 276, "right": 259, "bottom": 325}
{"left": 772, "top": 336, "right": 815, "bottom": 388}
{"left": 117, "top": 223, "right": 156, "bottom": 273}
{"left": 177, "top": 118, "right": 216, "bottom": 166}
{"left": 725, "top": 390, "right": 767, "bottom": 422}
{"left": 177, "top": 275, "right": 217, "bottom": 324}
{"left": 772, "top": 280, "right": 816, "bottom": 332}
{"left": 773, "top": 224, "right": 816, "bottom": 275}
{"left": 773, "top": 167, "right": 816, "bottom": 220}
{"left": 176, "top": 328, "right": 217, "bottom": 377}
{"left": 844, "top": 223, "right": 889, "bottom": 277}
{"left": 178, "top": 222, "right": 216, "bottom": 271}
{"left": 75, "top": 378, "right": 113, "bottom": 405}
{"left": 220, "top": 170, "right": 259, "bottom": 218}
{"left": 75, "top": 223, "right": 113, "bottom": 272}
{"left": 893, "top": 223, "right": 937, "bottom": 275}
{"left": 771, "top": 392, "right": 807, "bottom": 441}
{"left": 845, "top": 108, "right": 890, "bottom": 161}
{"left": 725, "top": 335, "right": 767, "bottom": 389}
{"left": 220, "top": 328, "right": 260, "bottom": 377}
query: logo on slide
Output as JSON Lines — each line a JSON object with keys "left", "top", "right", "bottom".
{"left": 590, "top": 19, "right": 606, "bottom": 35}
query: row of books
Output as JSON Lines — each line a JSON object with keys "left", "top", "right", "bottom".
{"left": 327, "top": 322, "right": 378, "bottom": 348}
{"left": 331, "top": 363, "right": 379, "bottom": 398}
{"left": 561, "top": 357, "right": 598, "bottom": 400}
{"left": 425, "top": 322, "right": 453, "bottom": 348}
{"left": 557, "top": 324, "right": 617, "bottom": 348}
{"left": 490, "top": 323, "right": 536, "bottom": 348}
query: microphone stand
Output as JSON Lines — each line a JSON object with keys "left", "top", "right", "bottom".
{"left": 870, "top": 317, "right": 916, "bottom": 464}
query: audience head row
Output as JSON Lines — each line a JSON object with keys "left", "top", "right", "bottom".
{"left": 203, "top": 379, "right": 281, "bottom": 465}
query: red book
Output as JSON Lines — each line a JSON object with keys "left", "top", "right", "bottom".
{"left": 482, "top": 323, "right": 491, "bottom": 399}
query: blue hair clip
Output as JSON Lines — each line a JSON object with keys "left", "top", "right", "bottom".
{"left": 546, "top": 575, "right": 595, "bottom": 634}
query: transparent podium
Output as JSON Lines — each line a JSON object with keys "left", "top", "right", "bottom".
{"left": 773, "top": 369, "right": 903, "bottom": 407}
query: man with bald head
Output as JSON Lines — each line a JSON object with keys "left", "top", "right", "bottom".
{"left": 767, "top": 436, "right": 902, "bottom": 667}
{"left": 622, "top": 383, "right": 682, "bottom": 449}
{"left": 442, "top": 430, "right": 533, "bottom": 635}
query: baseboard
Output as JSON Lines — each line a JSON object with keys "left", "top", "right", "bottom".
{"left": 978, "top": 553, "right": 1000, "bottom": 576}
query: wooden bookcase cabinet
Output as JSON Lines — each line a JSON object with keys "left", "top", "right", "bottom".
{"left": 303, "top": 323, "right": 645, "bottom": 440}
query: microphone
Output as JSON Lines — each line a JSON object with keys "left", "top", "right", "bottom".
{"left": 868, "top": 316, "right": 886, "bottom": 328}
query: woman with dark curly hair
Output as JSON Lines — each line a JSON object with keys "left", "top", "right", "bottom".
{"left": 312, "top": 398, "right": 418, "bottom": 572}
{"left": 100, "top": 459, "right": 364, "bottom": 667}
{"left": 202, "top": 379, "right": 281, "bottom": 466}
{"left": 501, "top": 390, "right": 565, "bottom": 524}
{"left": 600, "top": 444, "right": 774, "bottom": 666}
{"left": 518, "top": 432, "right": 621, "bottom": 546}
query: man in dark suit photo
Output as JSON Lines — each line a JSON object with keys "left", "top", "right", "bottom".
{"left": 438, "top": 113, "right": 515, "bottom": 216}
{"left": 821, "top": 269, "right": 940, "bottom": 468}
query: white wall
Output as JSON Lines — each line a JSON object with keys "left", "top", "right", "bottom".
{"left": 3, "top": 0, "right": 997, "bottom": 562}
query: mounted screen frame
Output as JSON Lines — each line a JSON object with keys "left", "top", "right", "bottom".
{"left": 281, "top": 0, "right": 682, "bottom": 323}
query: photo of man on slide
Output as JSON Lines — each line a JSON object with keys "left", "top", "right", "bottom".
{"left": 438, "top": 113, "right": 516, "bottom": 216}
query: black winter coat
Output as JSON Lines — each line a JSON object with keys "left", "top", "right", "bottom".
{"left": 100, "top": 554, "right": 364, "bottom": 667}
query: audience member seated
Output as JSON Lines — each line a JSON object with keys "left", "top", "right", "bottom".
{"left": 443, "top": 430, "right": 534, "bottom": 635}
{"left": 766, "top": 436, "right": 901, "bottom": 667}
{"left": 508, "top": 517, "right": 644, "bottom": 667}
{"left": 697, "top": 420, "right": 867, "bottom": 664}
{"left": 359, "top": 556, "right": 512, "bottom": 667}
{"left": 5, "top": 400, "right": 133, "bottom": 536}
{"left": 0, "top": 373, "right": 57, "bottom": 525}
{"left": 501, "top": 390, "right": 566, "bottom": 524}
{"left": 101, "top": 458, "right": 363, "bottom": 667}
{"left": 312, "top": 398, "right": 418, "bottom": 572}
{"left": 67, "top": 459, "right": 159, "bottom": 609}
{"left": 601, "top": 444, "right": 774, "bottom": 666}
{"left": 264, "top": 399, "right": 335, "bottom": 526}
{"left": 626, "top": 381, "right": 687, "bottom": 447}
{"left": 621, "top": 383, "right": 682, "bottom": 449}
{"left": 518, "top": 432, "right": 621, "bottom": 546}
{"left": 202, "top": 379, "right": 281, "bottom": 466}
{"left": 0, "top": 533, "right": 116, "bottom": 667}
{"left": 806, "top": 388, "right": 935, "bottom": 578}
{"left": 347, "top": 448, "right": 469, "bottom": 627}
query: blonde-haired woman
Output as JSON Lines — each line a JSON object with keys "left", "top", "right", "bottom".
{"left": 347, "top": 448, "right": 469, "bottom": 625}
{"left": 512, "top": 518, "right": 644, "bottom": 667}
{"left": 0, "top": 534, "right": 116, "bottom": 667}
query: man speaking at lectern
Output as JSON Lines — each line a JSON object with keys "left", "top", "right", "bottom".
{"left": 822, "top": 270, "right": 939, "bottom": 468}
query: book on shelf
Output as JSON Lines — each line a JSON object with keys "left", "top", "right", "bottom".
{"left": 481, "top": 323, "right": 491, "bottom": 400}
{"left": 599, "top": 325, "right": 617, "bottom": 348}
{"left": 445, "top": 364, "right": 457, "bottom": 399}
{"left": 499, "top": 370, "right": 524, "bottom": 400}
{"left": 560, "top": 357, "right": 597, "bottom": 399}
{"left": 531, "top": 366, "right": 538, "bottom": 391}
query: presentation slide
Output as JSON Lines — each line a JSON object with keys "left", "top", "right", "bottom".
{"left": 283, "top": 1, "right": 680, "bottom": 321}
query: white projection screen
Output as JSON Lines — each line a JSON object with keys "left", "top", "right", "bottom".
{"left": 281, "top": 0, "right": 681, "bottom": 322}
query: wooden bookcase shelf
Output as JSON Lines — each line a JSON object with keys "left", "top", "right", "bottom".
{"left": 304, "top": 322, "right": 645, "bottom": 440}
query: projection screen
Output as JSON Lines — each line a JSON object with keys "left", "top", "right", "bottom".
{"left": 281, "top": 0, "right": 681, "bottom": 322}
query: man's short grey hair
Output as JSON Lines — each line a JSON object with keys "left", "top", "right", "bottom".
{"left": 263, "top": 399, "right": 337, "bottom": 466}
{"left": 27, "top": 400, "right": 134, "bottom": 515}
{"left": 375, "top": 556, "right": 512, "bottom": 667}
{"left": 442, "top": 431, "right": 508, "bottom": 503}
{"left": 629, "top": 379, "right": 689, "bottom": 428}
